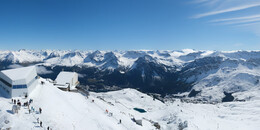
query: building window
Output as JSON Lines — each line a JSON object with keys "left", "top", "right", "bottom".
{"left": 0, "top": 78, "right": 12, "bottom": 88}
{"left": 13, "top": 85, "right": 27, "bottom": 89}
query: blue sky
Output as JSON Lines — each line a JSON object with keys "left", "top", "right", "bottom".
{"left": 0, "top": 0, "right": 259, "bottom": 51}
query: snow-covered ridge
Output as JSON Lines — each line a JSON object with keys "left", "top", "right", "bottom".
{"left": 1, "top": 49, "right": 260, "bottom": 68}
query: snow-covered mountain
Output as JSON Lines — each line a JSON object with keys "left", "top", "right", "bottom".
{"left": 1, "top": 49, "right": 260, "bottom": 102}
{"left": 0, "top": 49, "right": 258, "bottom": 68}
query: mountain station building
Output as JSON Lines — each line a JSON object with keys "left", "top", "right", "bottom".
{"left": 54, "top": 71, "right": 79, "bottom": 91}
{"left": 0, "top": 66, "right": 38, "bottom": 97}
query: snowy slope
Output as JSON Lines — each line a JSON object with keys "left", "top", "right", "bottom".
{"left": 0, "top": 78, "right": 161, "bottom": 130}
{"left": 182, "top": 58, "right": 260, "bottom": 102}
{"left": 1, "top": 78, "right": 260, "bottom": 130}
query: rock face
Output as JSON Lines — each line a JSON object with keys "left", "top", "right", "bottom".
{"left": 1, "top": 49, "right": 260, "bottom": 101}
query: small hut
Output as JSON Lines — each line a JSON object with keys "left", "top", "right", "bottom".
{"left": 54, "top": 71, "right": 79, "bottom": 91}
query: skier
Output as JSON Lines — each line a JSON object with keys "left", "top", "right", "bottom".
{"left": 31, "top": 106, "right": 35, "bottom": 113}
{"left": 14, "top": 99, "right": 16, "bottom": 104}
{"left": 47, "top": 126, "right": 50, "bottom": 130}
{"left": 40, "top": 121, "right": 42, "bottom": 127}
{"left": 29, "top": 99, "right": 33, "bottom": 104}
{"left": 17, "top": 101, "right": 21, "bottom": 107}
{"left": 37, "top": 118, "right": 39, "bottom": 123}
{"left": 119, "top": 119, "right": 121, "bottom": 124}
{"left": 39, "top": 107, "right": 42, "bottom": 114}
{"left": 25, "top": 101, "right": 28, "bottom": 106}
{"left": 11, "top": 99, "right": 13, "bottom": 103}
{"left": 132, "top": 117, "right": 136, "bottom": 122}
{"left": 12, "top": 105, "right": 18, "bottom": 114}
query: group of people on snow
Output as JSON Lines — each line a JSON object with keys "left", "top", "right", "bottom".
{"left": 11, "top": 98, "right": 52, "bottom": 129}
{"left": 11, "top": 98, "right": 33, "bottom": 106}
{"left": 11, "top": 99, "right": 22, "bottom": 113}
{"left": 11, "top": 98, "right": 40, "bottom": 114}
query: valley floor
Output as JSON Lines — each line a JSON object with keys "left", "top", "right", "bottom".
{"left": 0, "top": 78, "right": 260, "bottom": 130}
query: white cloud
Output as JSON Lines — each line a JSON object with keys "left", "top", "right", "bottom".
{"left": 232, "top": 22, "right": 260, "bottom": 37}
{"left": 244, "top": 23, "right": 260, "bottom": 36}
{"left": 220, "top": 17, "right": 260, "bottom": 25}
{"left": 78, "top": 73, "right": 86, "bottom": 78}
{"left": 210, "top": 15, "right": 260, "bottom": 23}
{"left": 36, "top": 66, "right": 53, "bottom": 74}
{"left": 191, "top": 0, "right": 219, "bottom": 7}
{"left": 193, "top": 3, "right": 260, "bottom": 18}
{"left": 191, "top": 0, "right": 260, "bottom": 36}
{"left": 235, "top": 22, "right": 260, "bottom": 27}
{"left": 7, "top": 64, "right": 23, "bottom": 69}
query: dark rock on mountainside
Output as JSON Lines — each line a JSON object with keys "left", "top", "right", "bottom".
{"left": 188, "top": 89, "right": 201, "bottom": 97}
{"left": 222, "top": 92, "right": 234, "bottom": 102}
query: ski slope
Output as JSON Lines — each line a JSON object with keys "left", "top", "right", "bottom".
{"left": 1, "top": 78, "right": 260, "bottom": 130}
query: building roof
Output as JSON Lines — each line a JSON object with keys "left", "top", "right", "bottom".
{"left": 55, "top": 71, "right": 77, "bottom": 85}
{"left": 55, "top": 84, "right": 69, "bottom": 89}
{"left": 1, "top": 66, "right": 36, "bottom": 81}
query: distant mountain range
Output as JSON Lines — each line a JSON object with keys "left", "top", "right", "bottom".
{"left": 1, "top": 49, "right": 260, "bottom": 102}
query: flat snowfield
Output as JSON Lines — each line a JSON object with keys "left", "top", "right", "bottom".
{"left": 1, "top": 79, "right": 260, "bottom": 130}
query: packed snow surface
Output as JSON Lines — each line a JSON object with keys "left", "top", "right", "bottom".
{"left": 1, "top": 78, "right": 260, "bottom": 130}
